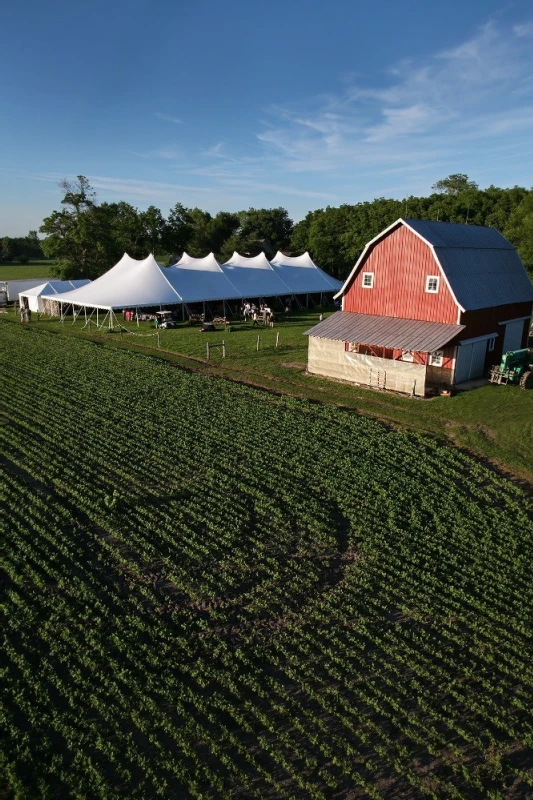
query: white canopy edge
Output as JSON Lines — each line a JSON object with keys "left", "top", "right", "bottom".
{"left": 270, "top": 250, "right": 317, "bottom": 268}
{"left": 223, "top": 252, "right": 274, "bottom": 270}
{"left": 175, "top": 252, "right": 223, "bottom": 272}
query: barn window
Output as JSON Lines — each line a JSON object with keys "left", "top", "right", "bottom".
{"left": 425, "top": 276, "right": 439, "bottom": 293}
{"left": 430, "top": 350, "right": 444, "bottom": 367}
{"left": 401, "top": 351, "right": 414, "bottom": 362}
{"left": 362, "top": 272, "right": 374, "bottom": 289}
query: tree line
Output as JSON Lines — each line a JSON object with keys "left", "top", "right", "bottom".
{"left": 1, "top": 231, "right": 44, "bottom": 264}
{"left": 2, "top": 174, "right": 532, "bottom": 279}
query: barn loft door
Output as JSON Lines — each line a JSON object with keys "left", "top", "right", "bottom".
{"left": 502, "top": 320, "right": 524, "bottom": 353}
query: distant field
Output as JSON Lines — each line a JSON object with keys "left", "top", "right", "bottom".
{"left": 2, "top": 323, "right": 533, "bottom": 799}
{"left": 0, "top": 260, "right": 55, "bottom": 280}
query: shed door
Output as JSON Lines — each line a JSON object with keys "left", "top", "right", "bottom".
{"left": 502, "top": 320, "right": 524, "bottom": 354}
{"left": 455, "top": 340, "right": 487, "bottom": 383}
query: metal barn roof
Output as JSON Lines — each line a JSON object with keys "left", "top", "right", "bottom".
{"left": 404, "top": 219, "right": 515, "bottom": 249}
{"left": 305, "top": 311, "right": 465, "bottom": 352}
{"left": 404, "top": 219, "right": 533, "bottom": 310}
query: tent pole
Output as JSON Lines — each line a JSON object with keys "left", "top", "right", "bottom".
{"left": 202, "top": 301, "right": 206, "bottom": 320}
{"left": 97, "top": 308, "right": 99, "bottom": 328}
{"left": 84, "top": 306, "right": 87, "bottom": 324}
{"left": 182, "top": 303, "right": 185, "bottom": 321}
{"left": 136, "top": 308, "right": 139, "bottom": 327}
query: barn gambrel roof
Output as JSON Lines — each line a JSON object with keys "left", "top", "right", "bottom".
{"left": 336, "top": 218, "right": 533, "bottom": 312}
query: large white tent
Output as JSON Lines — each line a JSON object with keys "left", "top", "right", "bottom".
{"left": 221, "top": 252, "right": 292, "bottom": 299}
{"left": 270, "top": 251, "right": 343, "bottom": 294}
{"left": 167, "top": 253, "right": 241, "bottom": 302}
{"left": 40, "top": 251, "right": 341, "bottom": 316}
{"left": 41, "top": 254, "right": 183, "bottom": 311}
{"left": 19, "top": 279, "right": 90, "bottom": 312}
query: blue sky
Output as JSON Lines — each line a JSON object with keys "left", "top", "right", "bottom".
{"left": 1, "top": 0, "right": 533, "bottom": 235}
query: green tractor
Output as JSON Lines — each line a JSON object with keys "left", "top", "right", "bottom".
{"left": 489, "top": 348, "right": 533, "bottom": 389}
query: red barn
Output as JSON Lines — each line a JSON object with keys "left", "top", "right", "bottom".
{"left": 306, "top": 218, "right": 533, "bottom": 396}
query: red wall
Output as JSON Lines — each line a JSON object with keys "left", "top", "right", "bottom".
{"left": 457, "top": 302, "right": 532, "bottom": 368}
{"left": 343, "top": 224, "right": 458, "bottom": 324}
{"left": 345, "top": 342, "right": 455, "bottom": 369}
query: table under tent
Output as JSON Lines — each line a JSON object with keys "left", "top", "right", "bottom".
{"left": 39, "top": 251, "right": 343, "bottom": 326}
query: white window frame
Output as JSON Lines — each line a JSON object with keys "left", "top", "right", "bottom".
{"left": 425, "top": 275, "right": 440, "bottom": 293}
{"left": 401, "top": 350, "right": 414, "bottom": 362}
{"left": 429, "top": 350, "right": 444, "bottom": 367}
{"left": 362, "top": 272, "right": 374, "bottom": 289}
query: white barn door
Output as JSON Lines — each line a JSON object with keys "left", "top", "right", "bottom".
{"left": 502, "top": 320, "right": 524, "bottom": 353}
{"left": 455, "top": 340, "right": 488, "bottom": 383}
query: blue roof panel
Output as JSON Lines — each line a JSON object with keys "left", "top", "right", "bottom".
{"left": 402, "top": 219, "right": 533, "bottom": 309}
{"left": 404, "top": 218, "right": 514, "bottom": 249}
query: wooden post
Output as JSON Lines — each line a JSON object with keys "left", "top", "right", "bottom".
{"left": 275, "top": 332, "right": 279, "bottom": 348}
{"left": 157, "top": 331, "right": 160, "bottom": 349}
{"left": 222, "top": 340, "right": 226, "bottom": 358}
{"left": 206, "top": 342, "right": 210, "bottom": 360}
{"left": 257, "top": 335, "right": 260, "bottom": 352}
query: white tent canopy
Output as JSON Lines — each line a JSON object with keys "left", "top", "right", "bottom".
{"left": 19, "top": 280, "right": 90, "bottom": 312}
{"left": 40, "top": 251, "right": 341, "bottom": 313}
{"left": 270, "top": 250, "right": 342, "bottom": 293}
{"left": 167, "top": 253, "right": 241, "bottom": 302}
{"left": 41, "top": 254, "right": 183, "bottom": 310}
{"left": 221, "top": 252, "right": 292, "bottom": 299}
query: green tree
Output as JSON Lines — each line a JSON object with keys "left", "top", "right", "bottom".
{"left": 139, "top": 205, "right": 166, "bottom": 255}
{"left": 220, "top": 207, "right": 293, "bottom": 261}
{"left": 504, "top": 189, "right": 533, "bottom": 277}
{"left": 431, "top": 174, "right": 479, "bottom": 195}
{"left": 164, "top": 202, "right": 193, "bottom": 256}
{"left": 1, "top": 237, "right": 15, "bottom": 262}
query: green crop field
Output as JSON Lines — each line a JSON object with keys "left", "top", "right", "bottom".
{"left": 4, "top": 308, "right": 533, "bottom": 482}
{"left": 2, "top": 323, "right": 533, "bottom": 799}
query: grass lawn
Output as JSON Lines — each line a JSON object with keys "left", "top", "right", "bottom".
{"left": 2, "top": 307, "right": 532, "bottom": 483}
{"left": 0, "top": 260, "right": 56, "bottom": 280}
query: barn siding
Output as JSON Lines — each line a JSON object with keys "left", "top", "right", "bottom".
{"left": 308, "top": 337, "right": 426, "bottom": 396}
{"left": 457, "top": 301, "right": 532, "bottom": 369}
{"left": 343, "top": 225, "right": 458, "bottom": 324}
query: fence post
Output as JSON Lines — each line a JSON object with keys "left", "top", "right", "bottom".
{"left": 256, "top": 335, "right": 260, "bottom": 352}
{"left": 206, "top": 342, "right": 210, "bottom": 360}
{"left": 275, "top": 332, "right": 279, "bottom": 348}
{"left": 157, "top": 331, "right": 160, "bottom": 349}
{"left": 222, "top": 340, "right": 226, "bottom": 358}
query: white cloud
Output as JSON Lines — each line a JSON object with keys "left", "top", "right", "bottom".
{"left": 154, "top": 112, "right": 182, "bottom": 124}
{"left": 254, "top": 18, "right": 533, "bottom": 185}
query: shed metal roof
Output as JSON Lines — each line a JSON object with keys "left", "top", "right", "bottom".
{"left": 305, "top": 311, "right": 465, "bottom": 352}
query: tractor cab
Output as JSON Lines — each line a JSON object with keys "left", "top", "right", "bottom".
{"left": 489, "top": 348, "right": 533, "bottom": 389}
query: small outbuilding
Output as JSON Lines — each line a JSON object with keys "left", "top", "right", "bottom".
{"left": 306, "top": 218, "right": 533, "bottom": 395}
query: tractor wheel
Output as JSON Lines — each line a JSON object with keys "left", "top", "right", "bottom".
{"left": 519, "top": 371, "right": 533, "bottom": 390}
